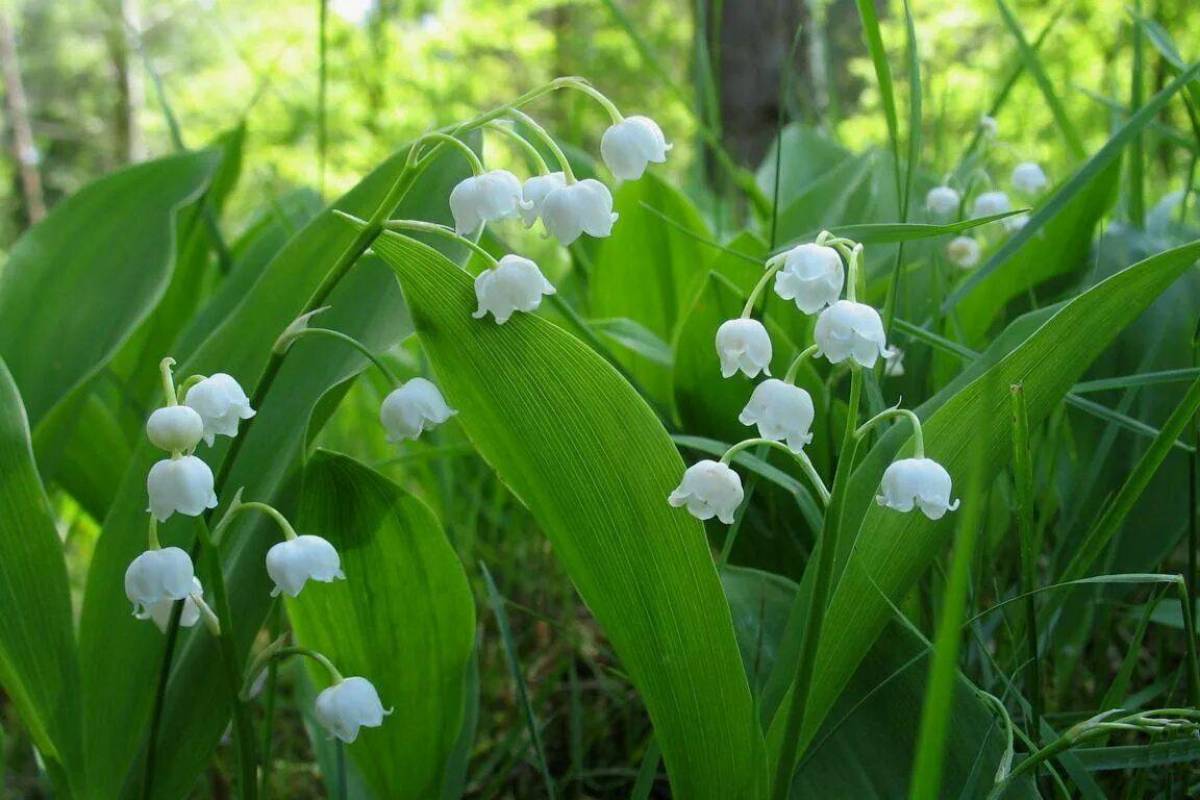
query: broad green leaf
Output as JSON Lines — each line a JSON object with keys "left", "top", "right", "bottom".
{"left": 590, "top": 173, "right": 711, "bottom": 405}
{"left": 774, "top": 240, "right": 1200, "bottom": 765}
{"left": 76, "top": 143, "right": 469, "bottom": 800}
{"left": 953, "top": 159, "right": 1119, "bottom": 342}
{"left": 371, "top": 231, "right": 769, "bottom": 799}
{"left": 290, "top": 450, "right": 475, "bottom": 799}
{"left": 0, "top": 150, "right": 219, "bottom": 427}
{"left": 0, "top": 358, "right": 83, "bottom": 796}
{"left": 755, "top": 124, "right": 851, "bottom": 212}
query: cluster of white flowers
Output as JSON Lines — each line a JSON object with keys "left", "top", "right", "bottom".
{"left": 443, "top": 107, "right": 669, "bottom": 326}
{"left": 669, "top": 233, "right": 959, "bottom": 528}
{"left": 924, "top": 116, "right": 1048, "bottom": 270}
{"left": 124, "top": 357, "right": 388, "bottom": 743}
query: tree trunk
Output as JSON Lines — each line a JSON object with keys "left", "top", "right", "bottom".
{"left": 0, "top": 7, "right": 46, "bottom": 224}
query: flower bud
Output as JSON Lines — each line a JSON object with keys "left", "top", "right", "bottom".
{"left": 146, "top": 405, "right": 205, "bottom": 452}
{"left": 449, "top": 170, "right": 527, "bottom": 235}
{"left": 600, "top": 115, "right": 672, "bottom": 180}
{"left": 380, "top": 378, "right": 456, "bottom": 443}
{"left": 972, "top": 190, "right": 1011, "bottom": 219}
{"left": 473, "top": 255, "right": 556, "bottom": 324}
{"left": 738, "top": 379, "right": 815, "bottom": 452}
{"left": 539, "top": 179, "right": 618, "bottom": 245}
{"left": 715, "top": 318, "right": 772, "bottom": 379}
{"left": 925, "top": 186, "right": 960, "bottom": 217}
{"left": 813, "top": 300, "right": 887, "bottom": 368}
{"left": 185, "top": 373, "right": 256, "bottom": 446}
{"left": 147, "top": 455, "right": 219, "bottom": 521}
{"left": 265, "top": 535, "right": 345, "bottom": 597}
{"left": 668, "top": 460, "right": 744, "bottom": 524}
{"left": 144, "top": 577, "right": 205, "bottom": 632}
{"left": 315, "top": 676, "right": 393, "bottom": 743}
{"left": 125, "top": 546, "right": 195, "bottom": 618}
{"left": 1011, "top": 161, "right": 1047, "bottom": 194}
{"left": 772, "top": 243, "right": 844, "bottom": 314}
{"left": 876, "top": 457, "right": 960, "bottom": 520}
{"left": 945, "top": 236, "right": 981, "bottom": 269}
{"left": 520, "top": 172, "right": 566, "bottom": 227}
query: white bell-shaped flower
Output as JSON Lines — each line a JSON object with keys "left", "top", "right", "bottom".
{"left": 265, "top": 534, "right": 345, "bottom": 597}
{"left": 772, "top": 243, "right": 844, "bottom": 314}
{"left": 125, "top": 546, "right": 196, "bottom": 618}
{"left": 147, "top": 455, "right": 218, "bottom": 521}
{"left": 946, "top": 236, "right": 981, "bottom": 269}
{"left": 814, "top": 300, "right": 887, "bottom": 368}
{"left": 1004, "top": 212, "right": 1030, "bottom": 232}
{"left": 185, "top": 373, "right": 255, "bottom": 446}
{"left": 1011, "top": 161, "right": 1047, "bottom": 194}
{"left": 520, "top": 172, "right": 566, "bottom": 227}
{"left": 379, "top": 378, "right": 456, "bottom": 443}
{"left": 738, "top": 379, "right": 815, "bottom": 452}
{"left": 315, "top": 676, "right": 393, "bottom": 743}
{"left": 925, "top": 186, "right": 960, "bottom": 217}
{"left": 146, "top": 405, "right": 205, "bottom": 452}
{"left": 473, "top": 255, "right": 556, "bottom": 324}
{"left": 600, "top": 115, "right": 672, "bottom": 180}
{"left": 668, "top": 460, "right": 744, "bottom": 524}
{"left": 144, "top": 577, "right": 205, "bottom": 632}
{"left": 972, "top": 190, "right": 1011, "bottom": 219}
{"left": 876, "top": 457, "right": 960, "bottom": 520}
{"left": 448, "top": 169, "right": 527, "bottom": 235}
{"left": 715, "top": 318, "right": 772, "bottom": 379}
{"left": 539, "top": 179, "right": 618, "bottom": 245}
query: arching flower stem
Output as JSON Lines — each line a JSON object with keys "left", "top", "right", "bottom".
{"left": 242, "top": 643, "right": 343, "bottom": 700}
{"left": 380, "top": 217, "right": 502, "bottom": 270}
{"left": 720, "top": 437, "right": 831, "bottom": 505}
{"left": 214, "top": 497, "right": 300, "bottom": 543}
{"left": 741, "top": 258, "right": 787, "bottom": 318}
{"left": 507, "top": 108, "right": 575, "bottom": 182}
{"left": 559, "top": 78, "right": 623, "bottom": 123}
{"left": 486, "top": 121, "right": 552, "bottom": 176}
{"left": 855, "top": 405, "right": 925, "bottom": 458}
{"left": 159, "top": 357, "right": 178, "bottom": 406}
{"left": 829, "top": 241, "right": 864, "bottom": 302}
{"left": 283, "top": 327, "right": 398, "bottom": 384}
{"left": 413, "top": 132, "right": 485, "bottom": 176}
{"left": 783, "top": 344, "right": 821, "bottom": 384}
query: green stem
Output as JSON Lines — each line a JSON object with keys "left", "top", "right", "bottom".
{"left": 380, "top": 217, "right": 502, "bottom": 269}
{"left": 508, "top": 108, "right": 574, "bottom": 181}
{"left": 1174, "top": 577, "right": 1200, "bottom": 707}
{"left": 1009, "top": 384, "right": 1044, "bottom": 758}
{"left": 855, "top": 406, "right": 924, "bottom": 457}
{"left": 159, "top": 357, "right": 178, "bottom": 406}
{"left": 721, "top": 437, "right": 830, "bottom": 505}
{"left": 231, "top": 501, "right": 300, "bottom": 541}
{"left": 784, "top": 345, "right": 821, "bottom": 384}
{"left": 770, "top": 367, "right": 863, "bottom": 799}
{"left": 742, "top": 258, "right": 786, "bottom": 318}
{"left": 258, "top": 601, "right": 281, "bottom": 800}
{"left": 195, "top": 518, "right": 258, "bottom": 800}
{"left": 559, "top": 78, "right": 623, "bottom": 122}
{"left": 147, "top": 516, "right": 161, "bottom": 550}
{"left": 415, "top": 132, "right": 485, "bottom": 175}
{"left": 176, "top": 374, "right": 206, "bottom": 405}
{"left": 286, "top": 327, "right": 398, "bottom": 384}
{"left": 486, "top": 121, "right": 552, "bottom": 175}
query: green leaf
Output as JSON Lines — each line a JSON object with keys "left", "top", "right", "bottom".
{"left": 0, "top": 150, "right": 220, "bottom": 428}
{"left": 773, "top": 240, "right": 1200, "bottom": 765}
{"left": 290, "top": 450, "right": 475, "bottom": 800}
{"left": 0, "top": 358, "right": 83, "bottom": 796}
{"left": 75, "top": 143, "right": 469, "bottom": 800}
{"left": 371, "top": 231, "right": 769, "bottom": 799}
{"left": 589, "top": 174, "right": 712, "bottom": 403}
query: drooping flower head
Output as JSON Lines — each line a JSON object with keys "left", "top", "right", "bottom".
{"left": 379, "top": 378, "right": 456, "bottom": 443}
{"left": 925, "top": 186, "right": 961, "bottom": 217}
{"left": 600, "top": 116, "right": 671, "bottom": 180}
{"left": 1011, "top": 161, "right": 1047, "bottom": 195}
{"left": 520, "top": 172, "right": 566, "bottom": 227}
{"left": 814, "top": 300, "right": 887, "bottom": 368}
{"left": 972, "top": 190, "right": 1011, "bottom": 219}
{"left": 539, "top": 179, "right": 618, "bottom": 245}
{"left": 772, "top": 243, "right": 844, "bottom": 314}
{"left": 147, "top": 455, "right": 218, "bottom": 521}
{"left": 146, "top": 405, "right": 205, "bottom": 452}
{"left": 946, "top": 236, "right": 981, "bottom": 269}
{"left": 876, "top": 457, "right": 960, "bottom": 520}
{"left": 473, "top": 255, "right": 556, "bottom": 324}
{"left": 265, "top": 535, "right": 345, "bottom": 597}
{"left": 449, "top": 170, "right": 527, "bottom": 235}
{"left": 315, "top": 676, "right": 393, "bottom": 743}
{"left": 668, "top": 460, "right": 744, "bottom": 524}
{"left": 715, "top": 318, "right": 773, "bottom": 379}
{"left": 185, "top": 373, "right": 256, "bottom": 446}
{"left": 144, "top": 577, "right": 205, "bottom": 633}
{"left": 125, "top": 546, "right": 195, "bottom": 618}
{"left": 738, "top": 379, "right": 815, "bottom": 452}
